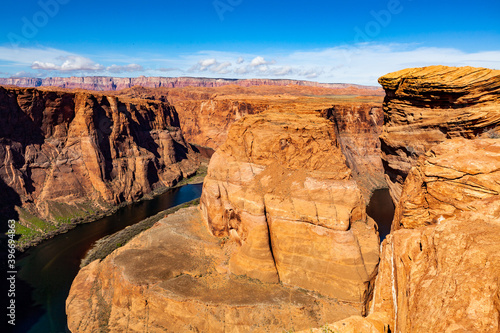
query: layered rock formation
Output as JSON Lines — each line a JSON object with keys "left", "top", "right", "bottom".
{"left": 393, "top": 138, "right": 500, "bottom": 230}
{"left": 301, "top": 140, "right": 500, "bottom": 333}
{"left": 200, "top": 110, "right": 380, "bottom": 307}
{"left": 0, "top": 76, "right": 384, "bottom": 92}
{"left": 379, "top": 66, "right": 500, "bottom": 203}
{"left": 320, "top": 103, "right": 385, "bottom": 198}
{"left": 369, "top": 138, "right": 500, "bottom": 333}
{"left": 0, "top": 86, "right": 199, "bottom": 243}
{"left": 115, "top": 86, "right": 386, "bottom": 199}
{"left": 67, "top": 207, "right": 361, "bottom": 332}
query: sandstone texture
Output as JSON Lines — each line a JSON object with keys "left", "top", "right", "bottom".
{"left": 321, "top": 103, "right": 385, "bottom": 198}
{"left": 379, "top": 66, "right": 500, "bottom": 203}
{"left": 200, "top": 110, "right": 380, "bottom": 308}
{"left": 393, "top": 138, "right": 500, "bottom": 230}
{"left": 116, "top": 85, "right": 386, "bottom": 198}
{"left": 0, "top": 86, "right": 199, "bottom": 244}
{"left": 369, "top": 139, "right": 500, "bottom": 333}
{"left": 67, "top": 207, "right": 361, "bottom": 333}
{"left": 302, "top": 138, "right": 500, "bottom": 333}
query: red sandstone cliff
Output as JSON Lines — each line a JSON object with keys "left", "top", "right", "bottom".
{"left": 116, "top": 85, "right": 386, "bottom": 197}
{"left": 0, "top": 86, "right": 199, "bottom": 247}
{"left": 300, "top": 66, "right": 500, "bottom": 333}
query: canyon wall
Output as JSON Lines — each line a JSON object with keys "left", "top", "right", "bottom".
{"left": 0, "top": 86, "right": 199, "bottom": 245}
{"left": 320, "top": 103, "right": 385, "bottom": 198}
{"left": 0, "top": 76, "right": 384, "bottom": 93}
{"left": 67, "top": 107, "right": 383, "bottom": 332}
{"left": 301, "top": 66, "right": 500, "bottom": 333}
{"left": 200, "top": 110, "right": 380, "bottom": 307}
{"left": 379, "top": 65, "right": 500, "bottom": 203}
{"left": 117, "top": 86, "right": 386, "bottom": 197}
{"left": 370, "top": 138, "right": 500, "bottom": 333}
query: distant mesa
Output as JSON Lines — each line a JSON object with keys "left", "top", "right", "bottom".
{"left": 0, "top": 75, "right": 384, "bottom": 92}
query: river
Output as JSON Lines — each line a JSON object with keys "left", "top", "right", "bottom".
{"left": 366, "top": 188, "right": 395, "bottom": 241}
{"left": 8, "top": 183, "right": 203, "bottom": 333}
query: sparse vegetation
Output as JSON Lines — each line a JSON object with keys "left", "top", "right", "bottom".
{"left": 80, "top": 198, "right": 200, "bottom": 267}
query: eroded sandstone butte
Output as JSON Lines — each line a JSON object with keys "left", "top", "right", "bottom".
{"left": 379, "top": 65, "right": 500, "bottom": 203}
{"left": 67, "top": 207, "right": 361, "bottom": 332}
{"left": 116, "top": 85, "right": 386, "bottom": 197}
{"left": 0, "top": 86, "right": 199, "bottom": 245}
{"left": 200, "top": 110, "right": 380, "bottom": 310}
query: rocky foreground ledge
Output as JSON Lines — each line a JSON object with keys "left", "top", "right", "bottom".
{"left": 67, "top": 207, "right": 361, "bottom": 332}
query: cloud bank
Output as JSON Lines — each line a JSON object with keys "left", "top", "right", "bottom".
{"left": 0, "top": 44, "right": 499, "bottom": 85}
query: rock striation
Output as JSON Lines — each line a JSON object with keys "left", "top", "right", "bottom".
{"left": 301, "top": 139, "right": 500, "bottom": 333}
{"left": 67, "top": 207, "right": 361, "bottom": 332}
{"left": 0, "top": 86, "right": 199, "bottom": 244}
{"left": 379, "top": 65, "right": 500, "bottom": 203}
{"left": 320, "top": 103, "right": 385, "bottom": 199}
{"left": 369, "top": 138, "right": 500, "bottom": 333}
{"left": 200, "top": 110, "right": 380, "bottom": 308}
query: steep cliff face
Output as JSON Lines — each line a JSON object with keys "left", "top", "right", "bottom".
{"left": 370, "top": 139, "right": 500, "bottom": 333}
{"left": 321, "top": 103, "right": 385, "bottom": 198}
{"left": 0, "top": 76, "right": 385, "bottom": 92}
{"left": 115, "top": 86, "right": 387, "bottom": 201}
{"left": 200, "top": 110, "right": 380, "bottom": 308}
{"left": 379, "top": 66, "right": 500, "bottom": 203}
{"left": 0, "top": 86, "right": 199, "bottom": 245}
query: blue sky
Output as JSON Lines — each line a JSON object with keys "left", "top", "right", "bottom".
{"left": 0, "top": 0, "right": 499, "bottom": 85}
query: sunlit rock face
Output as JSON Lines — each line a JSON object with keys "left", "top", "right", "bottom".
{"left": 200, "top": 109, "right": 380, "bottom": 307}
{"left": 378, "top": 65, "right": 500, "bottom": 204}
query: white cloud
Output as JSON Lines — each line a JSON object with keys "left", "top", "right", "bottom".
{"left": 32, "top": 55, "right": 104, "bottom": 72}
{"left": 1, "top": 44, "right": 500, "bottom": 85}
{"left": 198, "top": 58, "right": 218, "bottom": 70}
{"left": 181, "top": 44, "right": 500, "bottom": 85}
{"left": 250, "top": 56, "right": 274, "bottom": 67}
{"left": 189, "top": 58, "right": 233, "bottom": 74}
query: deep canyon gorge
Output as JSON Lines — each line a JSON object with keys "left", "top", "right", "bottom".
{"left": 1, "top": 65, "right": 500, "bottom": 332}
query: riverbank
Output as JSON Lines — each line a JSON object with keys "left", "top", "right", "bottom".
{"left": 80, "top": 198, "right": 201, "bottom": 268}
{"left": 15, "top": 165, "right": 207, "bottom": 251}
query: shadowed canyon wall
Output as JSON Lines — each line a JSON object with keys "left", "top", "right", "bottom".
{"left": 0, "top": 86, "right": 199, "bottom": 246}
